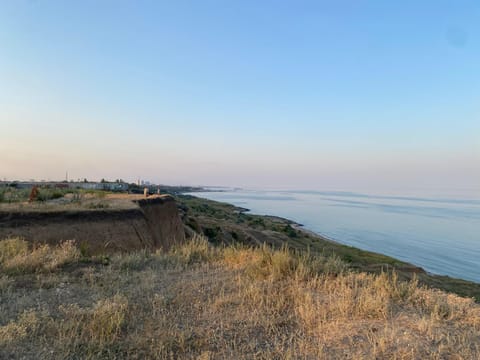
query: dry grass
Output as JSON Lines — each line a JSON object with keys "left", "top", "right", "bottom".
{"left": 0, "top": 238, "right": 80, "bottom": 274}
{"left": 0, "top": 237, "right": 29, "bottom": 263}
{"left": 0, "top": 235, "right": 479, "bottom": 359}
{"left": 0, "top": 192, "right": 143, "bottom": 212}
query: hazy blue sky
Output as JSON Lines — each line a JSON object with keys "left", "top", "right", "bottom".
{"left": 1, "top": 1, "right": 479, "bottom": 193}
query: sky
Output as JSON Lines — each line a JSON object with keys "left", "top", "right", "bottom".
{"left": 1, "top": 0, "right": 479, "bottom": 194}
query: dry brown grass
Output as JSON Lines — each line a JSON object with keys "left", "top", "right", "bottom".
{"left": 0, "top": 235, "right": 479, "bottom": 359}
{"left": 0, "top": 238, "right": 80, "bottom": 274}
{"left": 0, "top": 237, "right": 29, "bottom": 263}
{"left": 0, "top": 192, "right": 146, "bottom": 213}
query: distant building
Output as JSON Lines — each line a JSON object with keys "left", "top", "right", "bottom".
{"left": 71, "top": 182, "right": 101, "bottom": 190}
{"left": 73, "top": 182, "right": 128, "bottom": 191}
{"left": 101, "top": 182, "right": 128, "bottom": 191}
{"left": 1, "top": 180, "right": 129, "bottom": 192}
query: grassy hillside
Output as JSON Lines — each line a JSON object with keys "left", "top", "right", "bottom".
{"left": 176, "top": 194, "right": 480, "bottom": 301}
{"left": 1, "top": 236, "right": 479, "bottom": 359}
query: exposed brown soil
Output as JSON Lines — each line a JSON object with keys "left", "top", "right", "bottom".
{"left": 0, "top": 195, "right": 185, "bottom": 255}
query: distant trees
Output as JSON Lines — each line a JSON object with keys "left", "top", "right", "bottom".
{"left": 99, "top": 178, "right": 125, "bottom": 184}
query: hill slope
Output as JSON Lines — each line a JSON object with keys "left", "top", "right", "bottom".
{"left": 1, "top": 236, "right": 479, "bottom": 359}
{"left": 177, "top": 194, "right": 480, "bottom": 301}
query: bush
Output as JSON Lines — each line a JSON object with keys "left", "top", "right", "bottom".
{"left": 36, "top": 188, "right": 67, "bottom": 202}
{"left": 282, "top": 225, "right": 297, "bottom": 238}
{"left": 0, "top": 188, "right": 30, "bottom": 203}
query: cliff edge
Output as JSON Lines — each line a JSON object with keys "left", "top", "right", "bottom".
{"left": 0, "top": 195, "right": 185, "bottom": 254}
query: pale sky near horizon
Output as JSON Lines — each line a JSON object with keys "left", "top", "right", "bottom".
{"left": 1, "top": 1, "right": 479, "bottom": 194}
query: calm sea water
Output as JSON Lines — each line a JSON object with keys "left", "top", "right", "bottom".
{"left": 189, "top": 189, "right": 480, "bottom": 283}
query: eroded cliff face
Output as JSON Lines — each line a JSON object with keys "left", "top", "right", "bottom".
{"left": 135, "top": 196, "right": 185, "bottom": 251}
{"left": 0, "top": 195, "right": 185, "bottom": 255}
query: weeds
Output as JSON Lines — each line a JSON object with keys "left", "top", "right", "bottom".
{"left": 0, "top": 187, "right": 99, "bottom": 204}
{"left": 0, "top": 239, "right": 80, "bottom": 274}
{"left": 86, "top": 202, "right": 110, "bottom": 209}
{"left": 0, "top": 310, "right": 39, "bottom": 346}
{"left": 223, "top": 243, "right": 347, "bottom": 281}
{"left": 0, "top": 187, "right": 30, "bottom": 203}
{"left": 0, "top": 238, "right": 29, "bottom": 263}
{"left": 88, "top": 295, "right": 128, "bottom": 345}
{"left": 36, "top": 188, "right": 70, "bottom": 202}
{"left": 171, "top": 234, "right": 218, "bottom": 265}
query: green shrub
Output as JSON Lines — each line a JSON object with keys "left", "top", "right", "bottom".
{"left": 1, "top": 188, "right": 30, "bottom": 203}
{"left": 282, "top": 225, "right": 297, "bottom": 238}
{"left": 37, "top": 188, "right": 67, "bottom": 202}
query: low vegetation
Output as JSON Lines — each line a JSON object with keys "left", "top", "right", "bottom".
{"left": 0, "top": 186, "right": 110, "bottom": 204}
{"left": 0, "top": 188, "right": 131, "bottom": 213}
{"left": 0, "top": 238, "right": 80, "bottom": 275}
{"left": 177, "top": 195, "right": 480, "bottom": 301}
{"left": 1, "top": 236, "right": 479, "bottom": 359}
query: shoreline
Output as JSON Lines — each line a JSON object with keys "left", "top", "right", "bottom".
{"left": 178, "top": 193, "right": 480, "bottom": 301}
{"left": 184, "top": 189, "right": 480, "bottom": 282}
{"left": 226, "top": 201, "right": 424, "bottom": 270}
{"left": 184, "top": 192, "right": 419, "bottom": 265}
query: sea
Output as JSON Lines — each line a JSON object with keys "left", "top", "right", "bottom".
{"left": 188, "top": 188, "right": 480, "bottom": 283}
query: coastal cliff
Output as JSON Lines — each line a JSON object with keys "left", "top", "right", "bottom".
{"left": 0, "top": 195, "right": 185, "bottom": 254}
{"left": 1, "top": 193, "right": 479, "bottom": 359}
